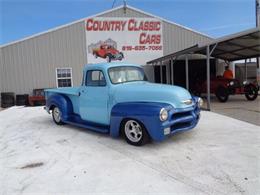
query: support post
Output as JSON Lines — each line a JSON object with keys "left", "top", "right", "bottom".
{"left": 185, "top": 54, "right": 189, "bottom": 90}
{"left": 160, "top": 61, "right": 163, "bottom": 84}
{"left": 245, "top": 59, "right": 247, "bottom": 81}
{"left": 206, "top": 46, "right": 211, "bottom": 111}
{"left": 166, "top": 61, "right": 169, "bottom": 84}
{"left": 171, "top": 58, "right": 174, "bottom": 85}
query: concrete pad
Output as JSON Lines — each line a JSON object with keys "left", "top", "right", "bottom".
{"left": 0, "top": 107, "right": 6, "bottom": 111}
{"left": 0, "top": 106, "right": 259, "bottom": 195}
{"left": 210, "top": 95, "right": 260, "bottom": 126}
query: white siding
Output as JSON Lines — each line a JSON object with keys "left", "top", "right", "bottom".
{"left": 0, "top": 48, "right": 4, "bottom": 94}
{"left": 1, "top": 22, "right": 87, "bottom": 94}
{"left": 162, "top": 21, "right": 211, "bottom": 55}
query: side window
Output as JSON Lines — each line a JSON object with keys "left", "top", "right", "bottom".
{"left": 86, "top": 70, "right": 106, "bottom": 86}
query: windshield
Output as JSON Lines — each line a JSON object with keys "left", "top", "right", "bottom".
{"left": 108, "top": 66, "right": 147, "bottom": 84}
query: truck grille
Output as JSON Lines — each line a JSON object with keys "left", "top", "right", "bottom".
{"left": 172, "top": 111, "right": 192, "bottom": 119}
{"left": 169, "top": 106, "right": 199, "bottom": 133}
{"left": 172, "top": 121, "right": 192, "bottom": 130}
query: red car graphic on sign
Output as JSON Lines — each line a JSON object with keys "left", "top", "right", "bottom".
{"left": 92, "top": 44, "right": 124, "bottom": 62}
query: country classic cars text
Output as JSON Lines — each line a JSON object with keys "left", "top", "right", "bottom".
{"left": 86, "top": 18, "right": 161, "bottom": 31}
{"left": 85, "top": 18, "right": 162, "bottom": 44}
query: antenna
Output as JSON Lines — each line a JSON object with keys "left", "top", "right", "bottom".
{"left": 123, "top": 0, "right": 127, "bottom": 14}
{"left": 112, "top": 0, "right": 116, "bottom": 8}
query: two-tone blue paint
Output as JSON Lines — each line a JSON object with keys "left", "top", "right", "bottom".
{"left": 110, "top": 101, "right": 200, "bottom": 141}
{"left": 45, "top": 62, "right": 201, "bottom": 142}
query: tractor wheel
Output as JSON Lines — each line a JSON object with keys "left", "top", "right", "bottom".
{"left": 245, "top": 84, "right": 258, "bottom": 101}
{"left": 216, "top": 86, "right": 229, "bottom": 102}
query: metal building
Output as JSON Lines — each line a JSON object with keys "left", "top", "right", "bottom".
{"left": 0, "top": 5, "right": 212, "bottom": 95}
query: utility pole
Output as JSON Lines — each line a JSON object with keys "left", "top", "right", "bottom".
{"left": 257, "top": 0, "right": 259, "bottom": 27}
{"left": 256, "top": 0, "right": 259, "bottom": 68}
{"left": 256, "top": 0, "right": 260, "bottom": 86}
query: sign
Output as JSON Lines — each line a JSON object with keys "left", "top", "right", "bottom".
{"left": 85, "top": 17, "right": 163, "bottom": 64}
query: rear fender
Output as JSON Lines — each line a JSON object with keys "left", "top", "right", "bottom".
{"left": 243, "top": 83, "right": 259, "bottom": 94}
{"left": 46, "top": 94, "right": 73, "bottom": 121}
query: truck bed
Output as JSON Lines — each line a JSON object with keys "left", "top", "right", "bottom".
{"left": 45, "top": 87, "right": 80, "bottom": 96}
{"left": 45, "top": 87, "right": 81, "bottom": 115}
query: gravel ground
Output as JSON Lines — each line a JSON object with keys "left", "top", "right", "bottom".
{"left": 0, "top": 106, "right": 259, "bottom": 195}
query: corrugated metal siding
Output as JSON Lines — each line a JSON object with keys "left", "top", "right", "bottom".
{"left": 162, "top": 21, "right": 211, "bottom": 55}
{"left": 1, "top": 21, "right": 87, "bottom": 94}
{"left": 0, "top": 48, "right": 3, "bottom": 93}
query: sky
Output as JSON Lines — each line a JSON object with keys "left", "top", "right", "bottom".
{"left": 0, "top": 0, "right": 257, "bottom": 45}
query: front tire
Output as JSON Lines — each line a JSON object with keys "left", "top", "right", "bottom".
{"left": 121, "top": 119, "right": 150, "bottom": 146}
{"left": 52, "top": 106, "right": 65, "bottom": 125}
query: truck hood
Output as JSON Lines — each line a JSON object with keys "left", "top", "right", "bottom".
{"left": 113, "top": 81, "right": 194, "bottom": 108}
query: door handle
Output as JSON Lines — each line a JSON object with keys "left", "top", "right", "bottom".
{"left": 79, "top": 90, "right": 85, "bottom": 96}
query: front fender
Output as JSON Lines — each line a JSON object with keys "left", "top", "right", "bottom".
{"left": 110, "top": 102, "right": 172, "bottom": 141}
{"left": 46, "top": 94, "right": 73, "bottom": 121}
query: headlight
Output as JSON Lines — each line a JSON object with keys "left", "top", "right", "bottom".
{"left": 243, "top": 81, "right": 248, "bottom": 85}
{"left": 229, "top": 81, "right": 234, "bottom": 86}
{"left": 198, "top": 97, "right": 203, "bottom": 108}
{"left": 159, "top": 108, "right": 168, "bottom": 121}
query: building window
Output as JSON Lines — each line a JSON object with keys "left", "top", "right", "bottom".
{"left": 56, "top": 68, "right": 73, "bottom": 87}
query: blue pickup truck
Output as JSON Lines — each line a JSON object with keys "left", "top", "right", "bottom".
{"left": 45, "top": 63, "right": 203, "bottom": 146}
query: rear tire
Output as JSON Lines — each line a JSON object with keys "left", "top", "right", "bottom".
{"left": 245, "top": 84, "right": 258, "bottom": 101}
{"left": 216, "top": 86, "right": 229, "bottom": 102}
{"left": 121, "top": 119, "right": 150, "bottom": 146}
{"left": 52, "top": 106, "right": 65, "bottom": 125}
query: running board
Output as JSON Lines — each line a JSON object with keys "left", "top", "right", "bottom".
{"left": 64, "top": 114, "right": 109, "bottom": 133}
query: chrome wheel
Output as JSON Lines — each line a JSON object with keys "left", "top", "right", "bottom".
{"left": 53, "top": 107, "right": 61, "bottom": 123}
{"left": 124, "top": 120, "right": 143, "bottom": 143}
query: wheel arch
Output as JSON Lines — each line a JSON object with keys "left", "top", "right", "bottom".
{"left": 119, "top": 117, "right": 147, "bottom": 136}
{"left": 109, "top": 102, "right": 171, "bottom": 140}
{"left": 46, "top": 93, "right": 73, "bottom": 121}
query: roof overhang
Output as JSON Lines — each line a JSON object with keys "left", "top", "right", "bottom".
{"left": 148, "top": 27, "right": 260, "bottom": 63}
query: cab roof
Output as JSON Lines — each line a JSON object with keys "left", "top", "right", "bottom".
{"left": 83, "top": 62, "right": 142, "bottom": 72}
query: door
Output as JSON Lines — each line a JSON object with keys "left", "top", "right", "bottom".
{"left": 79, "top": 70, "right": 109, "bottom": 125}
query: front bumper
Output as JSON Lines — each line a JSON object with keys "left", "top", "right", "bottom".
{"left": 162, "top": 105, "right": 200, "bottom": 135}
{"left": 146, "top": 104, "right": 200, "bottom": 141}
